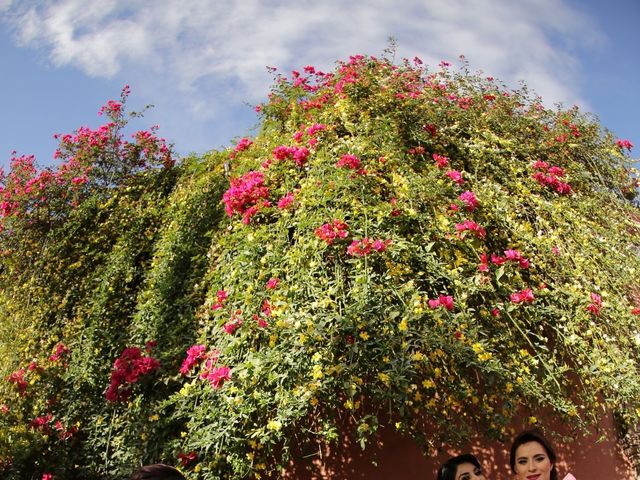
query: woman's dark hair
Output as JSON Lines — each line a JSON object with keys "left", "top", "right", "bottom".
{"left": 436, "top": 453, "right": 482, "bottom": 480}
{"left": 130, "top": 464, "right": 185, "bottom": 480}
{"left": 509, "top": 429, "right": 558, "bottom": 480}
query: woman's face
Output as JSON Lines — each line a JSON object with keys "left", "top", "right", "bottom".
{"left": 455, "top": 461, "right": 486, "bottom": 480}
{"left": 513, "top": 441, "right": 553, "bottom": 480}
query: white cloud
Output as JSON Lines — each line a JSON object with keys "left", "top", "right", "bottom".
{"left": 0, "top": 0, "right": 605, "bottom": 154}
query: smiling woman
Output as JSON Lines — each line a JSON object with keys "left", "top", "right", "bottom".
{"left": 509, "top": 430, "right": 558, "bottom": 480}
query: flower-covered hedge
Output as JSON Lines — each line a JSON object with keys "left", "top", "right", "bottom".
{"left": 1, "top": 54, "right": 640, "bottom": 479}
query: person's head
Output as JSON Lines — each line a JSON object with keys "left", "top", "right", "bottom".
{"left": 437, "top": 453, "right": 486, "bottom": 480}
{"left": 130, "top": 464, "right": 185, "bottom": 480}
{"left": 509, "top": 430, "right": 557, "bottom": 480}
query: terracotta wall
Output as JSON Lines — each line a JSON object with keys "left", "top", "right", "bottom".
{"left": 287, "top": 412, "right": 635, "bottom": 479}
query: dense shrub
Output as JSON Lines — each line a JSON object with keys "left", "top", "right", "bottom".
{"left": 1, "top": 55, "right": 639, "bottom": 479}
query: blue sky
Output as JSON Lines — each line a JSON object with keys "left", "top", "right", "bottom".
{"left": 0, "top": 0, "right": 637, "bottom": 172}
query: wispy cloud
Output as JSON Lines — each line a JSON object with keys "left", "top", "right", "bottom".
{"left": 0, "top": 0, "right": 604, "bottom": 154}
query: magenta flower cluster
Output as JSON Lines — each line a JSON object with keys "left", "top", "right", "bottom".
{"left": 222, "top": 171, "right": 271, "bottom": 224}
{"left": 105, "top": 346, "right": 160, "bottom": 402}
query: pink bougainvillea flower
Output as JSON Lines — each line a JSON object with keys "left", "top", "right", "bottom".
{"left": 458, "top": 191, "right": 478, "bottom": 211}
{"left": 347, "top": 238, "right": 391, "bottom": 256}
{"left": 223, "top": 315, "right": 242, "bottom": 334}
{"left": 105, "top": 347, "right": 160, "bottom": 402}
{"left": 438, "top": 295, "right": 454, "bottom": 311}
{"left": 616, "top": 139, "right": 634, "bottom": 151}
{"left": 531, "top": 161, "right": 572, "bottom": 195}
{"left": 432, "top": 153, "right": 449, "bottom": 168}
{"left": 266, "top": 277, "right": 280, "bottom": 289}
{"left": 8, "top": 369, "right": 27, "bottom": 396}
{"left": 222, "top": 170, "right": 270, "bottom": 223}
{"left": 200, "top": 365, "right": 231, "bottom": 389}
{"left": 455, "top": 220, "right": 486, "bottom": 239}
{"left": 49, "top": 342, "right": 69, "bottom": 362}
{"left": 445, "top": 170, "right": 464, "bottom": 185}
{"left": 336, "top": 154, "right": 362, "bottom": 170}
{"left": 587, "top": 292, "right": 603, "bottom": 315}
{"left": 277, "top": 192, "right": 295, "bottom": 210}
{"left": 229, "top": 137, "right": 253, "bottom": 159}
{"left": 478, "top": 252, "right": 490, "bottom": 272}
{"left": 180, "top": 344, "right": 207, "bottom": 375}
{"left": 510, "top": 288, "right": 535, "bottom": 304}
{"left": 273, "top": 145, "right": 311, "bottom": 166}
{"left": 212, "top": 289, "right": 228, "bottom": 310}
{"left": 315, "top": 219, "right": 350, "bottom": 245}
{"left": 428, "top": 295, "right": 454, "bottom": 311}
{"left": 42, "top": 473, "right": 54, "bottom": 480}
{"left": 253, "top": 313, "right": 268, "bottom": 328}
{"left": 490, "top": 308, "right": 501, "bottom": 318}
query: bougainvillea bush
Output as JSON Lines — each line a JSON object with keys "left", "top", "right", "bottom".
{"left": 1, "top": 54, "right": 640, "bottom": 479}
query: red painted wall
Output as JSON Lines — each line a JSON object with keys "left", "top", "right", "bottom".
{"left": 287, "top": 412, "right": 634, "bottom": 479}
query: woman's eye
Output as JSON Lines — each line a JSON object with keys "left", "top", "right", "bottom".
{"left": 517, "top": 459, "right": 527, "bottom": 464}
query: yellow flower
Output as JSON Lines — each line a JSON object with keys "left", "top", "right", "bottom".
{"left": 398, "top": 318, "right": 409, "bottom": 332}
{"left": 359, "top": 331, "right": 369, "bottom": 341}
{"left": 378, "top": 372, "right": 391, "bottom": 386}
{"left": 412, "top": 351, "right": 425, "bottom": 362}
{"left": 422, "top": 379, "right": 435, "bottom": 389}
{"left": 267, "top": 420, "right": 282, "bottom": 431}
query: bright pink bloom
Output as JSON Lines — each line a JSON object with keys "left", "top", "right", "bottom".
{"left": 478, "top": 253, "right": 489, "bottom": 272}
{"left": 445, "top": 170, "right": 464, "bottom": 185}
{"left": 105, "top": 347, "right": 160, "bottom": 402}
{"left": 432, "top": 153, "right": 449, "bottom": 168}
{"left": 510, "top": 288, "right": 535, "bottom": 304}
{"left": 180, "top": 345, "right": 207, "bottom": 375}
{"left": 272, "top": 145, "right": 311, "bottom": 166}
{"left": 49, "top": 342, "right": 70, "bottom": 362}
{"left": 266, "top": 277, "right": 280, "bottom": 289}
{"left": 347, "top": 238, "right": 390, "bottom": 256}
{"left": 616, "top": 139, "right": 634, "bottom": 151}
{"left": 212, "top": 289, "right": 228, "bottom": 310}
{"left": 458, "top": 191, "right": 478, "bottom": 211}
{"left": 336, "top": 154, "right": 361, "bottom": 170}
{"left": 428, "top": 295, "right": 454, "bottom": 311}
{"left": 253, "top": 314, "right": 269, "bottom": 328}
{"left": 315, "top": 220, "right": 350, "bottom": 245}
{"left": 438, "top": 295, "right": 454, "bottom": 311}
{"left": 277, "top": 192, "right": 295, "bottom": 210}
{"left": 455, "top": 220, "right": 486, "bottom": 239}
{"left": 200, "top": 365, "right": 231, "bottom": 389}
{"left": 587, "top": 292, "right": 603, "bottom": 315}
{"left": 490, "top": 308, "right": 501, "bottom": 317}
{"left": 229, "top": 137, "right": 253, "bottom": 159}
{"left": 8, "top": 369, "right": 27, "bottom": 396}
{"left": 42, "top": 473, "right": 54, "bottom": 480}
{"left": 222, "top": 171, "right": 270, "bottom": 223}
{"left": 223, "top": 315, "right": 242, "bottom": 334}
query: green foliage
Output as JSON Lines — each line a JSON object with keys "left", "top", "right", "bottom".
{"left": 1, "top": 55, "right": 640, "bottom": 479}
